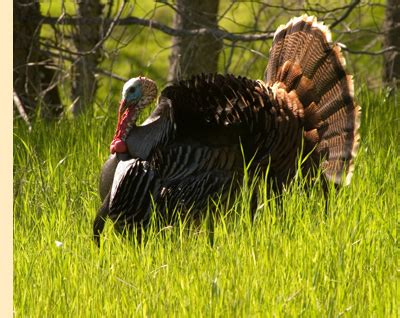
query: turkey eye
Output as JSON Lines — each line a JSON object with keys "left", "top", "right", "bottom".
{"left": 128, "top": 87, "right": 136, "bottom": 94}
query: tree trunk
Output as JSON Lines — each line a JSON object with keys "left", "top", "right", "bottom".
{"left": 13, "top": 0, "right": 63, "bottom": 120}
{"left": 383, "top": 0, "right": 400, "bottom": 87}
{"left": 71, "top": 0, "right": 104, "bottom": 116}
{"left": 168, "top": 0, "right": 222, "bottom": 82}
{"left": 13, "top": 0, "right": 42, "bottom": 116}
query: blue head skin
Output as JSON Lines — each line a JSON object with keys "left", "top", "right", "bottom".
{"left": 122, "top": 78, "right": 142, "bottom": 107}
{"left": 119, "top": 77, "right": 158, "bottom": 115}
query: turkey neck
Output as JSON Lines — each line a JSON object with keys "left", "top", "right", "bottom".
{"left": 110, "top": 100, "right": 142, "bottom": 154}
{"left": 125, "top": 110, "right": 175, "bottom": 160}
{"left": 115, "top": 103, "right": 139, "bottom": 142}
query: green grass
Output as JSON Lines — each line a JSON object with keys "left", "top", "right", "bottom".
{"left": 13, "top": 86, "right": 399, "bottom": 316}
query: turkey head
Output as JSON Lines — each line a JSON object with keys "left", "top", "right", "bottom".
{"left": 110, "top": 77, "right": 158, "bottom": 154}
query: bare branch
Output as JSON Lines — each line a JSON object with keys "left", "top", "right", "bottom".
{"left": 84, "top": 0, "right": 126, "bottom": 56}
{"left": 40, "top": 15, "right": 274, "bottom": 42}
{"left": 330, "top": 0, "right": 361, "bottom": 29}
{"left": 96, "top": 68, "right": 128, "bottom": 82}
{"left": 341, "top": 45, "right": 399, "bottom": 56}
{"left": 13, "top": 90, "right": 32, "bottom": 131}
{"left": 244, "top": 1, "right": 382, "bottom": 14}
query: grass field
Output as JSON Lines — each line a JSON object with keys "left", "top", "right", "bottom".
{"left": 13, "top": 85, "right": 399, "bottom": 316}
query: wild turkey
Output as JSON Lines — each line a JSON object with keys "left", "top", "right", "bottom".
{"left": 94, "top": 15, "right": 361, "bottom": 243}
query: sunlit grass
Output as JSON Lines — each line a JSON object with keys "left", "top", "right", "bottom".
{"left": 13, "top": 87, "right": 399, "bottom": 316}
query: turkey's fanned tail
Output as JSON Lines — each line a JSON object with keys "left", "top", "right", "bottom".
{"left": 265, "top": 15, "right": 361, "bottom": 185}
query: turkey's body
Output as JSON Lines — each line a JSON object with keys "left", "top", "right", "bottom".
{"left": 94, "top": 15, "right": 360, "bottom": 242}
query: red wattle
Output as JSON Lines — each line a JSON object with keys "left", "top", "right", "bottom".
{"left": 110, "top": 138, "right": 127, "bottom": 154}
{"left": 110, "top": 100, "right": 136, "bottom": 154}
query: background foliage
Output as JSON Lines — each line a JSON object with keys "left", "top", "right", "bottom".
{"left": 36, "top": 0, "right": 393, "bottom": 117}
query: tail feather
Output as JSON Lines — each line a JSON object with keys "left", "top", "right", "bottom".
{"left": 265, "top": 15, "right": 361, "bottom": 185}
